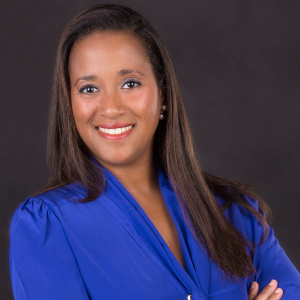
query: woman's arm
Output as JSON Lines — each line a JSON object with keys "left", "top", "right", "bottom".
{"left": 222, "top": 196, "right": 300, "bottom": 298}
{"left": 10, "top": 198, "right": 90, "bottom": 300}
{"left": 252, "top": 225, "right": 300, "bottom": 298}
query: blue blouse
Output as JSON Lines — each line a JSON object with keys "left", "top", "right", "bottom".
{"left": 10, "top": 167, "right": 300, "bottom": 299}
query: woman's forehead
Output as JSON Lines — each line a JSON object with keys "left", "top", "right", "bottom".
{"left": 69, "top": 31, "right": 152, "bottom": 79}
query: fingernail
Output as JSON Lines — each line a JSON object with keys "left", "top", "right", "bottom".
{"left": 268, "top": 279, "right": 276, "bottom": 286}
{"left": 250, "top": 282, "right": 256, "bottom": 289}
{"left": 275, "top": 288, "right": 282, "bottom": 294}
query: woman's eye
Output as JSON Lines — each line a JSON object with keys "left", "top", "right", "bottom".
{"left": 79, "top": 85, "right": 99, "bottom": 94}
{"left": 122, "top": 80, "right": 141, "bottom": 89}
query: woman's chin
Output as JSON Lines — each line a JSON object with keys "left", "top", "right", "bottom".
{"left": 95, "top": 155, "right": 136, "bottom": 169}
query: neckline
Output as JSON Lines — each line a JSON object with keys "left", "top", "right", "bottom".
{"left": 97, "top": 161, "right": 205, "bottom": 297}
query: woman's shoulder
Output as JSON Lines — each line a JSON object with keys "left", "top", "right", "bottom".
{"left": 216, "top": 194, "right": 264, "bottom": 217}
{"left": 10, "top": 182, "right": 89, "bottom": 234}
{"left": 204, "top": 172, "right": 270, "bottom": 241}
{"left": 18, "top": 182, "right": 86, "bottom": 210}
{"left": 215, "top": 194, "right": 267, "bottom": 245}
{"left": 36, "top": 182, "right": 88, "bottom": 205}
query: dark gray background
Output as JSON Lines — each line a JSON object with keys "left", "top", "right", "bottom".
{"left": 1, "top": 0, "right": 299, "bottom": 298}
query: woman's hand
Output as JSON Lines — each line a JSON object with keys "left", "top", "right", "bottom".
{"left": 248, "top": 280, "right": 283, "bottom": 300}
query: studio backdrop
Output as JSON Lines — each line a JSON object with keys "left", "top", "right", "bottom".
{"left": 1, "top": 0, "right": 299, "bottom": 299}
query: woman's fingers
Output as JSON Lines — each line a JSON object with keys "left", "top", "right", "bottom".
{"left": 266, "top": 287, "right": 283, "bottom": 300}
{"left": 248, "top": 281, "right": 259, "bottom": 300}
{"left": 248, "top": 280, "right": 283, "bottom": 300}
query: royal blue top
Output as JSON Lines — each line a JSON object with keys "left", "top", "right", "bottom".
{"left": 10, "top": 167, "right": 300, "bottom": 299}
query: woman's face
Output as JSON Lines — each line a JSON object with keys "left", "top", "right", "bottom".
{"left": 69, "top": 31, "right": 162, "bottom": 170}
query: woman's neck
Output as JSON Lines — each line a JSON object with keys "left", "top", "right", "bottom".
{"left": 103, "top": 159, "right": 160, "bottom": 195}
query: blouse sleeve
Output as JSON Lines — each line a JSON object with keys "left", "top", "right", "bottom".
{"left": 234, "top": 197, "right": 300, "bottom": 298}
{"left": 9, "top": 198, "right": 89, "bottom": 300}
{"left": 254, "top": 225, "right": 300, "bottom": 298}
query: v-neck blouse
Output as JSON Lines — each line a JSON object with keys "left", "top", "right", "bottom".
{"left": 10, "top": 167, "right": 300, "bottom": 299}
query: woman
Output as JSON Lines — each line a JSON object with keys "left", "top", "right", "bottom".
{"left": 9, "top": 4, "right": 300, "bottom": 300}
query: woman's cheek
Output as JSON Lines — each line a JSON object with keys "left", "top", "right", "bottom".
{"left": 72, "top": 96, "right": 99, "bottom": 123}
{"left": 127, "top": 87, "right": 160, "bottom": 116}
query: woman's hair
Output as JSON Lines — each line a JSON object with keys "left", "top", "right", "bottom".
{"left": 43, "top": 4, "right": 270, "bottom": 279}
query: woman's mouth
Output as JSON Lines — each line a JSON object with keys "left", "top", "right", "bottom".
{"left": 95, "top": 124, "right": 135, "bottom": 140}
{"left": 96, "top": 125, "right": 134, "bottom": 135}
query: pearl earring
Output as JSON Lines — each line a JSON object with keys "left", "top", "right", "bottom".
{"left": 159, "top": 105, "right": 167, "bottom": 120}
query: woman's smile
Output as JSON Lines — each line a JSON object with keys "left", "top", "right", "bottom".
{"left": 95, "top": 123, "right": 135, "bottom": 140}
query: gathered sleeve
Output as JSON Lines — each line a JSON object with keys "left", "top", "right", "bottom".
{"left": 9, "top": 198, "right": 89, "bottom": 300}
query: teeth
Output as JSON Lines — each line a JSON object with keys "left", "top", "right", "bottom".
{"left": 98, "top": 125, "right": 133, "bottom": 135}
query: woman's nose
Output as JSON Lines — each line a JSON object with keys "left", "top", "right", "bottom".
{"left": 99, "top": 90, "right": 126, "bottom": 118}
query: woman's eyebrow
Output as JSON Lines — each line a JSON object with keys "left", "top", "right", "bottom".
{"left": 74, "top": 75, "right": 97, "bottom": 86}
{"left": 73, "top": 70, "right": 145, "bottom": 87}
{"left": 119, "top": 69, "right": 145, "bottom": 76}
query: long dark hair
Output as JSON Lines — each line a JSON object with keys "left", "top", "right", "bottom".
{"left": 43, "top": 4, "right": 270, "bottom": 279}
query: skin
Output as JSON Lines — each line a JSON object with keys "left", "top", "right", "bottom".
{"left": 248, "top": 280, "right": 283, "bottom": 300}
{"left": 69, "top": 31, "right": 162, "bottom": 184}
{"left": 69, "top": 30, "right": 282, "bottom": 299}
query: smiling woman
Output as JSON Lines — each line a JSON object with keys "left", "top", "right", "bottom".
{"left": 9, "top": 4, "right": 300, "bottom": 300}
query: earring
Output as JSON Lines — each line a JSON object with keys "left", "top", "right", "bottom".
{"left": 159, "top": 105, "right": 167, "bottom": 120}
